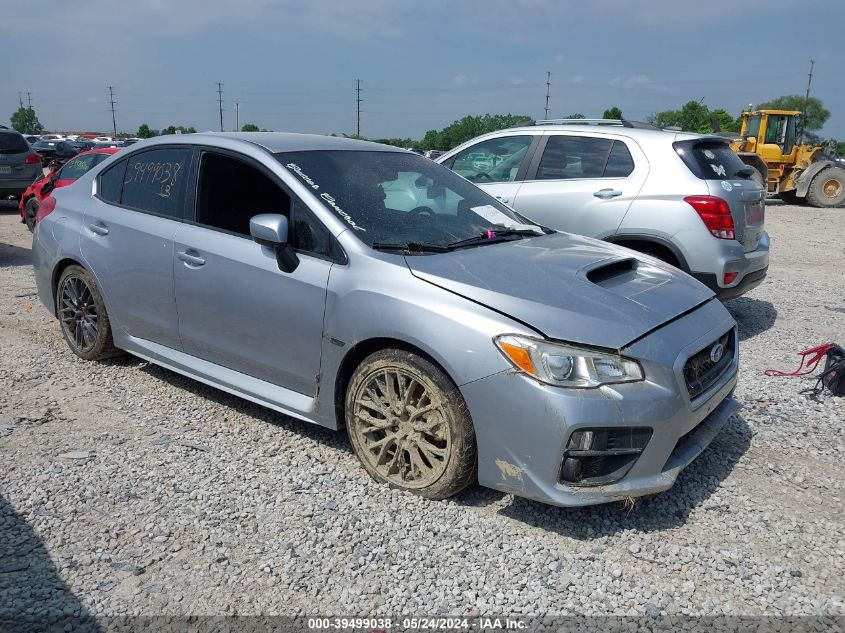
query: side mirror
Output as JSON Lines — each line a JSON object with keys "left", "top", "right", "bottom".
{"left": 249, "top": 213, "right": 299, "bottom": 273}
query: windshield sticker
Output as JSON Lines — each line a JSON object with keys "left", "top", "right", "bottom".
{"left": 470, "top": 205, "right": 541, "bottom": 232}
{"left": 703, "top": 149, "right": 715, "bottom": 159}
{"left": 710, "top": 163, "right": 727, "bottom": 177}
{"left": 285, "top": 162, "right": 366, "bottom": 232}
{"left": 721, "top": 181, "right": 733, "bottom": 192}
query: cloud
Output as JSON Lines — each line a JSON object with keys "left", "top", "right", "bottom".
{"left": 571, "top": 75, "right": 584, "bottom": 84}
{"left": 510, "top": 77, "right": 527, "bottom": 85}
{"left": 609, "top": 77, "right": 621, "bottom": 88}
{"left": 451, "top": 73, "right": 468, "bottom": 88}
{"left": 555, "top": 53, "right": 565, "bottom": 64}
{"left": 624, "top": 74, "right": 651, "bottom": 88}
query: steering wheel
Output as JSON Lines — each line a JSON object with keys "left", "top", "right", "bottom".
{"left": 409, "top": 206, "right": 435, "bottom": 219}
{"left": 473, "top": 172, "right": 493, "bottom": 182}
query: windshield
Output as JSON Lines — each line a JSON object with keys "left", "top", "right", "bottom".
{"left": 276, "top": 150, "right": 541, "bottom": 250}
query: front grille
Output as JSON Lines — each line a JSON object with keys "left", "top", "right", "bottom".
{"left": 683, "top": 329, "right": 735, "bottom": 399}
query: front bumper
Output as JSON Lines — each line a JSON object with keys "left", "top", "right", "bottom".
{"left": 460, "top": 299, "right": 740, "bottom": 507}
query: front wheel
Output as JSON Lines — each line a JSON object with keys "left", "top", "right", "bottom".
{"left": 24, "top": 198, "right": 39, "bottom": 232}
{"left": 345, "top": 349, "right": 477, "bottom": 499}
{"left": 56, "top": 265, "right": 120, "bottom": 361}
{"left": 806, "top": 167, "right": 845, "bottom": 208}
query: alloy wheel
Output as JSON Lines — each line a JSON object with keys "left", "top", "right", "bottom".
{"left": 59, "top": 275, "right": 99, "bottom": 354}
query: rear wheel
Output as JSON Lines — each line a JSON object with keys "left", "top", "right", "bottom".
{"left": 806, "top": 167, "right": 845, "bottom": 208}
{"left": 56, "top": 265, "right": 119, "bottom": 361}
{"left": 24, "top": 198, "right": 39, "bottom": 232}
{"left": 345, "top": 349, "right": 476, "bottom": 499}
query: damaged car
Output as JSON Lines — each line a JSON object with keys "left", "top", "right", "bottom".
{"left": 32, "top": 133, "right": 739, "bottom": 507}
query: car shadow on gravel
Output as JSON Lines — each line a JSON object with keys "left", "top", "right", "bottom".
{"left": 0, "top": 243, "right": 32, "bottom": 267}
{"left": 121, "top": 357, "right": 353, "bottom": 453}
{"left": 458, "top": 413, "right": 753, "bottom": 537}
{"left": 724, "top": 297, "right": 777, "bottom": 341}
{"left": 0, "top": 494, "right": 101, "bottom": 631}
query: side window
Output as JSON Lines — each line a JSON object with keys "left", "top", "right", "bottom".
{"left": 293, "top": 202, "right": 336, "bottom": 259}
{"left": 196, "top": 152, "right": 290, "bottom": 236}
{"left": 121, "top": 148, "right": 191, "bottom": 219}
{"left": 59, "top": 154, "right": 98, "bottom": 180}
{"left": 450, "top": 136, "right": 533, "bottom": 183}
{"left": 604, "top": 141, "right": 635, "bottom": 177}
{"left": 97, "top": 160, "right": 127, "bottom": 204}
{"left": 535, "top": 136, "right": 613, "bottom": 180}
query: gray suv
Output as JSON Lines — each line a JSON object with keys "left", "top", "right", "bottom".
{"left": 0, "top": 128, "right": 42, "bottom": 199}
{"left": 438, "top": 120, "right": 769, "bottom": 299}
{"left": 32, "top": 133, "right": 740, "bottom": 507}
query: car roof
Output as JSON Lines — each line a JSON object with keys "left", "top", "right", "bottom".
{"left": 139, "top": 132, "right": 408, "bottom": 154}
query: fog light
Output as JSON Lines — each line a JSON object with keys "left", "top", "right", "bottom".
{"left": 723, "top": 272, "right": 738, "bottom": 285}
{"left": 560, "top": 427, "right": 653, "bottom": 486}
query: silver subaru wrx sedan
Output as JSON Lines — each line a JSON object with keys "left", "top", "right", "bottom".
{"left": 32, "top": 133, "right": 740, "bottom": 507}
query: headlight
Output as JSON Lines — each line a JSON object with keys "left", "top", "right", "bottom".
{"left": 494, "top": 334, "right": 643, "bottom": 388}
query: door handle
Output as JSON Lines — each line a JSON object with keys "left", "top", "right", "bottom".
{"left": 177, "top": 250, "right": 206, "bottom": 267}
{"left": 88, "top": 223, "right": 109, "bottom": 236}
{"left": 495, "top": 195, "right": 510, "bottom": 204}
{"left": 593, "top": 189, "right": 623, "bottom": 199}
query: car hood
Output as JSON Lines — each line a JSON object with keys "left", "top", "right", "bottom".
{"left": 405, "top": 232, "right": 714, "bottom": 349}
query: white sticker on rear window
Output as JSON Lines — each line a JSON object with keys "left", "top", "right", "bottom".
{"left": 470, "top": 205, "right": 540, "bottom": 231}
{"left": 703, "top": 149, "right": 715, "bottom": 159}
{"left": 710, "top": 163, "right": 727, "bottom": 177}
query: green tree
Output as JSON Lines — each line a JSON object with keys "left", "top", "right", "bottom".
{"left": 755, "top": 95, "right": 830, "bottom": 131}
{"left": 420, "top": 113, "right": 532, "bottom": 151}
{"left": 137, "top": 124, "right": 157, "bottom": 138}
{"left": 649, "top": 100, "right": 742, "bottom": 134}
{"left": 162, "top": 125, "right": 196, "bottom": 135}
{"left": 241, "top": 123, "right": 260, "bottom": 132}
{"left": 709, "top": 108, "right": 741, "bottom": 133}
{"left": 836, "top": 141, "right": 845, "bottom": 156}
{"left": 10, "top": 107, "right": 44, "bottom": 134}
{"left": 602, "top": 106, "right": 623, "bottom": 120}
{"left": 565, "top": 113, "right": 586, "bottom": 120}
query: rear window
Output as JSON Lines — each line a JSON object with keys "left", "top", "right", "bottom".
{"left": 59, "top": 153, "right": 110, "bottom": 180}
{"left": 674, "top": 140, "right": 748, "bottom": 181}
{"left": 0, "top": 132, "right": 29, "bottom": 154}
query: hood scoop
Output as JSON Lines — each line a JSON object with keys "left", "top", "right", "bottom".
{"left": 585, "top": 258, "right": 637, "bottom": 286}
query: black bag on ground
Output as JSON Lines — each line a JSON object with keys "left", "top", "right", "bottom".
{"left": 819, "top": 344, "right": 845, "bottom": 396}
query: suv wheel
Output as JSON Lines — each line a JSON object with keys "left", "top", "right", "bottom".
{"left": 346, "top": 349, "right": 477, "bottom": 499}
{"left": 56, "top": 265, "right": 120, "bottom": 361}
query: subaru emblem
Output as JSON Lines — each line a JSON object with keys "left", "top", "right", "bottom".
{"left": 709, "top": 342, "right": 725, "bottom": 364}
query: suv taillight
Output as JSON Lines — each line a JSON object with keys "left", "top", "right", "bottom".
{"left": 684, "top": 195, "right": 735, "bottom": 240}
{"left": 25, "top": 152, "right": 41, "bottom": 165}
{"left": 36, "top": 196, "right": 57, "bottom": 224}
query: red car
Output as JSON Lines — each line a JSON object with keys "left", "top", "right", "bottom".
{"left": 19, "top": 147, "right": 119, "bottom": 232}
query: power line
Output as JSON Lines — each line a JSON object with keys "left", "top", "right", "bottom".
{"left": 544, "top": 71, "right": 551, "bottom": 119}
{"left": 108, "top": 86, "right": 117, "bottom": 139}
{"left": 356, "top": 79, "right": 362, "bottom": 137}
{"left": 217, "top": 82, "right": 224, "bottom": 132}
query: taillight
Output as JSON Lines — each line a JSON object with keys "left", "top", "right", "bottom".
{"left": 35, "top": 196, "right": 57, "bottom": 224}
{"left": 25, "top": 152, "right": 41, "bottom": 165}
{"left": 684, "top": 196, "right": 735, "bottom": 240}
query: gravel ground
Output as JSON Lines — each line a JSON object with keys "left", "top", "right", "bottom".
{"left": 0, "top": 201, "right": 843, "bottom": 620}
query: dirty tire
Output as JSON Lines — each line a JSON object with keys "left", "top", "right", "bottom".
{"left": 346, "top": 349, "right": 477, "bottom": 500}
{"left": 806, "top": 167, "right": 845, "bottom": 208}
{"left": 24, "top": 198, "right": 39, "bottom": 232}
{"left": 56, "top": 265, "right": 120, "bottom": 361}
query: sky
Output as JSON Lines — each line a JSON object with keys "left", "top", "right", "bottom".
{"left": 2, "top": 0, "right": 845, "bottom": 140}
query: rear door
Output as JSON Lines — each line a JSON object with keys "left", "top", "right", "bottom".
{"left": 439, "top": 133, "right": 538, "bottom": 205}
{"left": 511, "top": 133, "right": 648, "bottom": 238}
{"left": 81, "top": 146, "right": 193, "bottom": 349}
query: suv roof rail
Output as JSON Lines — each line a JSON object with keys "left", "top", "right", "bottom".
{"left": 529, "top": 118, "right": 663, "bottom": 130}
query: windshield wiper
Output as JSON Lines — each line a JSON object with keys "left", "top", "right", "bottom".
{"left": 370, "top": 241, "right": 453, "bottom": 254}
{"left": 447, "top": 228, "right": 544, "bottom": 250}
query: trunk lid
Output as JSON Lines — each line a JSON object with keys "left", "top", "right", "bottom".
{"left": 405, "top": 232, "right": 715, "bottom": 349}
{"left": 707, "top": 179, "right": 765, "bottom": 253}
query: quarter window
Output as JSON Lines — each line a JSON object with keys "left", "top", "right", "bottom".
{"left": 97, "top": 160, "right": 127, "bottom": 204}
{"left": 121, "top": 148, "right": 192, "bottom": 219}
{"left": 604, "top": 141, "right": 635, "bottom": 177}
{"left": 449, "top": 136, "right": 533, "bottom": 183}
{"left": 535, "top": 136, "right": 613, "bottom": 180}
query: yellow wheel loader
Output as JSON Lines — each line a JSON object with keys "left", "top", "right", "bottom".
{"left": 729, "top": 110, "right": 845, "bottom": 207}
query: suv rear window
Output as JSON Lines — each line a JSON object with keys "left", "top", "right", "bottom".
{"left": 0, "top": 132, "right": 29, "bottom": 154}
{"left": 674, "top": 139, "right": 748, "bottom": 181}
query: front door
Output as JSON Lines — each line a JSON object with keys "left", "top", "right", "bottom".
{"left": 173, "top": 150, "right": 332, "bottom": 396}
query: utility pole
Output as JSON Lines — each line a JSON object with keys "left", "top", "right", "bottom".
{"left": 356, "top": 79, "right": 362, "bottom": 137}
{"left": 235, "top": 102, "right": 240, "bottom": 131}
{"left": 26, "top": 92, "right": 33, "bottom": 110}
{"left": 799, "top": 59, "right": 815, "bottom": 143}
{"left": 544, "top": 72, "right": 551, "bottom": 120}
{"left": 18, "top": 92, "right": 24, "bottom": 109}
{"left": 217, "top": 82, "right": 224, "bottom": 132}
{"left": 108, "top": 86, "right": 117, "bottom": 139}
